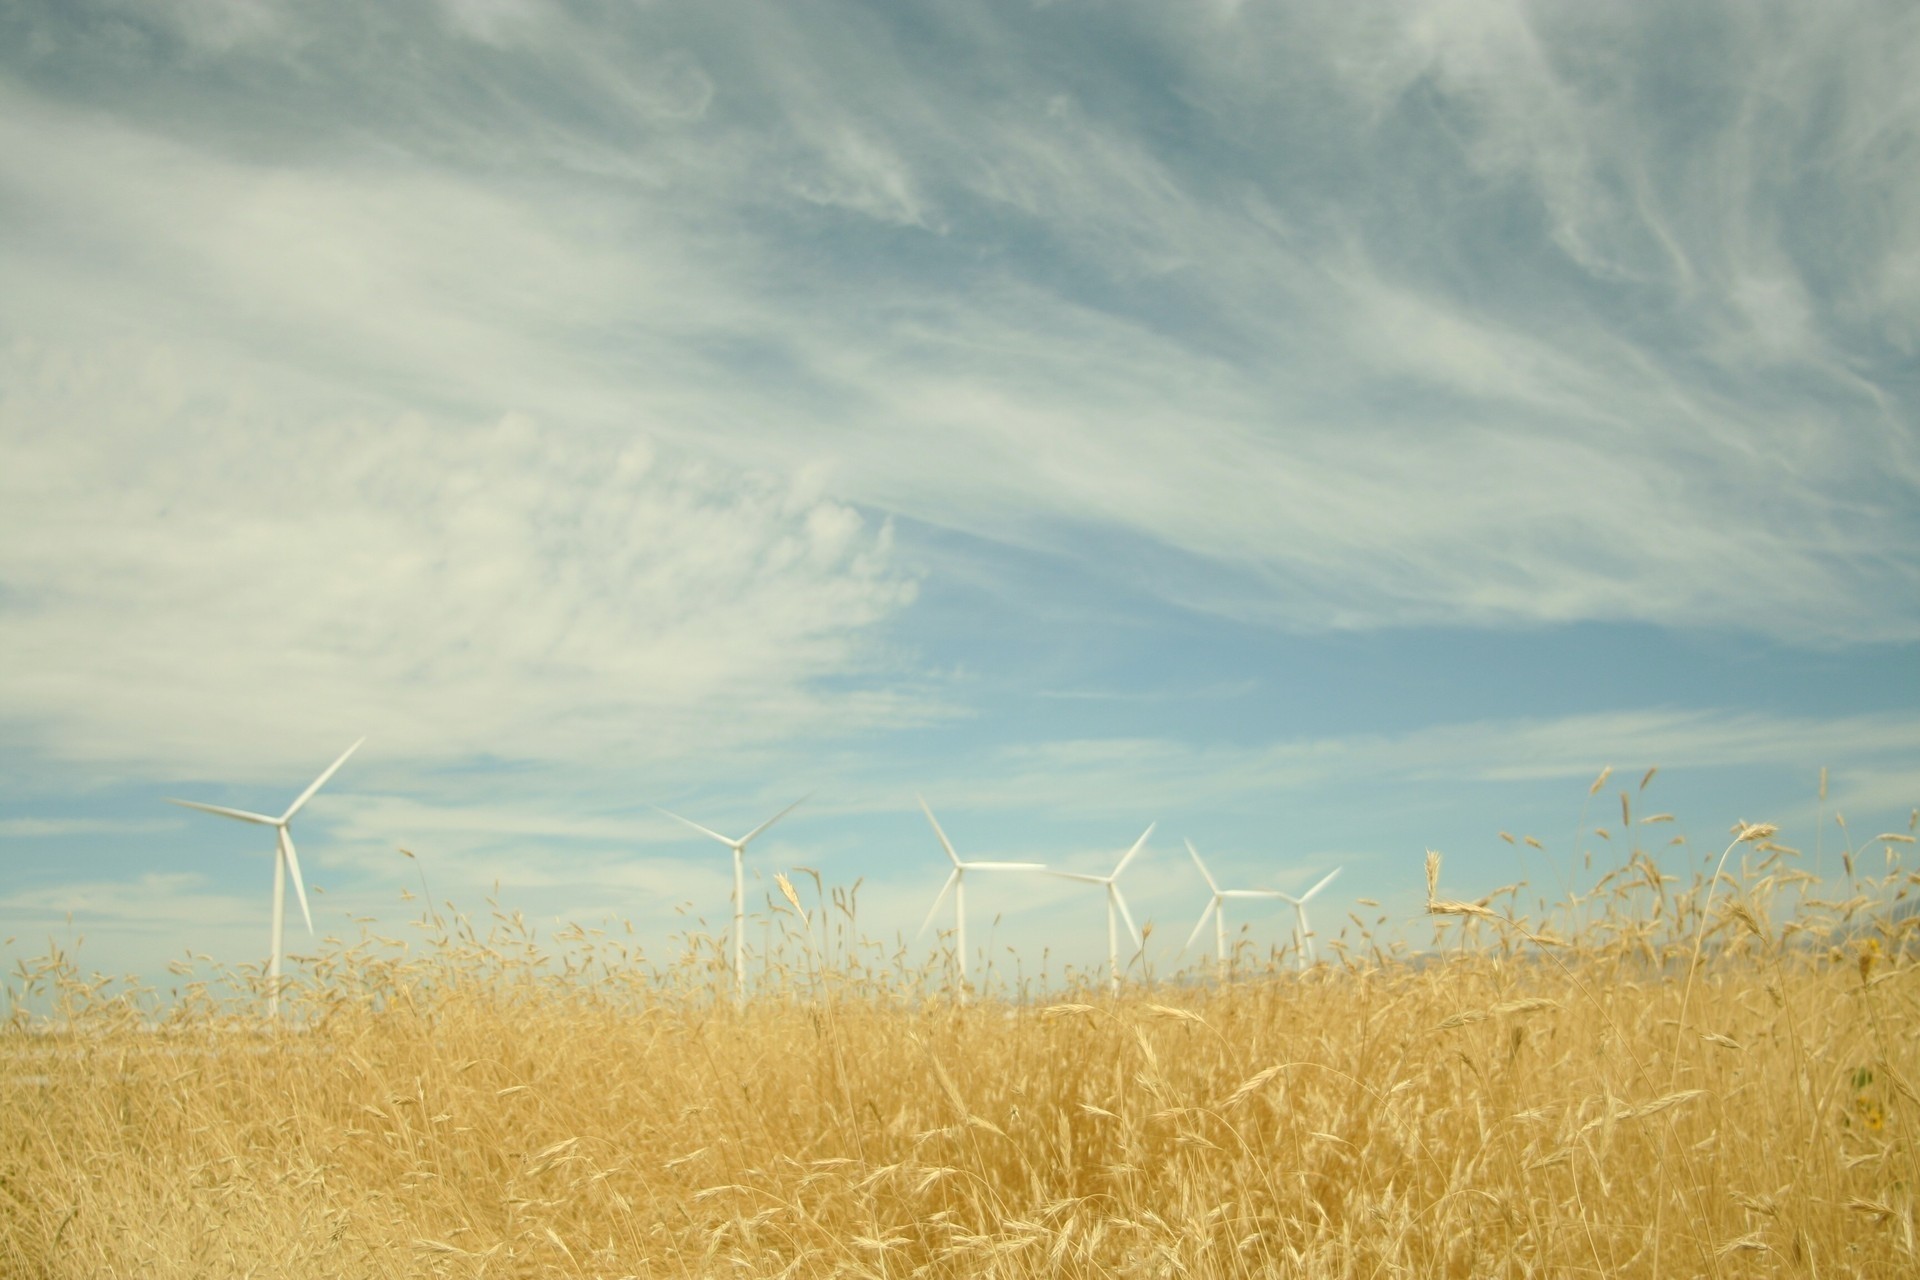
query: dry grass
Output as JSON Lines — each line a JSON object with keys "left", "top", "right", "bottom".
{"left": 6, "top": 827, "right": 1920, "bottom": 1278}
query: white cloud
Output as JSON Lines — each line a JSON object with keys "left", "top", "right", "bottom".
{"left": 7, "top": 1, "right": 1917, "bottom": 1004}
{"left": 147, "top": 0, "right": 297, "bottom": 54}
{"left": 0, "top": 339, "right": 921, "bottom": 781}
{"left": 0, "top": 871, "right": 248, "bottom": 934}
{"left": 2, "top": 3, "right": 1917, "bottom": 721}
{"left": 791, "top": 127, "right": 938, "bottom": 229}
{"left": 0, "top": 818, "right": 172, "bottom": 838}
{"left": 878, "top": 708, "right": 1920, "bottom": 821}
{"left": 434, "top": 0, "right": 550, "bottom": 49}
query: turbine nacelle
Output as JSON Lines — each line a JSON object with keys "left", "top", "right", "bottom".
{"left": 652, "top": 794, "right": 810, "bottom": 1004}
{"left": 166, "top": 737, "right": 363, "bottom": 938}
{"left": 916, "top": 797, "right": 1045, "bottom": 998}
{"left": 1051, "top": 823, "right": 1153, "bottom": 990}
{"left": 166, "top": 737, "right": 364, "bottom": 1016}
{"left": 655, "top": 793, "right": 810, "bottom": 855}
{"left": 1183, "top": 839, "right": 1285, "bottom": 958}
{"left": 1277, "top": 867, "right": 1343, "bottom": 968}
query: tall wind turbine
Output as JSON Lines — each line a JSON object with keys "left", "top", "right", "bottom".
{"left": 916, "top": 796, "right": 1045, "bottom": 1000}
{"left": 167, "top": 738, "right": 364, "bottom": 1018}
{"left": 1278, "top": 868, "right": 1342, "bottom": 970}
{"left": 654, "top": 795, "right": 808, "bottom": 1004}
{"left": 1184, "top": 839, "right": 1285, "bottom": 976}
{"left": 1052, "top": 824, "right": 1153, "bottom": 995}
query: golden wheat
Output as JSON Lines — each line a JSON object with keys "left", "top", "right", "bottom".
{"left": 4, "top": 834, "right": 1917, "bottom": 1278}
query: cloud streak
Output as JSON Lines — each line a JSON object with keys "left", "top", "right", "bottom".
{"left": 2, "top": 2, "right": 1917, "bottom": 995}
{"left": 3, "top": 0, "right": 1915, "bottom": 663}
{"left": 0, "top": 340, "right": 920, "bottom": 779}
{"left": 854, "top": 708, "right": 1920, "bottom": 825}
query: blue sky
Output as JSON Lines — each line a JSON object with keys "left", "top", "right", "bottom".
{"left": 3, "top": 0, "right": 1917, "bottom": 1000}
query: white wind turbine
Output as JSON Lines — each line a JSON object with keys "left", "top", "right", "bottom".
{"left": 916, "top": 796, "right": 1046, "bottom": 1000}
{"left": 1184, "top": 839, "right": 1286, "bottom": 976}
{"left": 1052, "top": 824, "right": 1153, "bottom": 995}
{"left": 167, "top": 738, "right": 364, "bottom": 1018}
{"left": 654, "top": 795, "right": 808, "bottom": 1004}
{"left": 1278, "top": 868, "right": 1342, "bottom": 970}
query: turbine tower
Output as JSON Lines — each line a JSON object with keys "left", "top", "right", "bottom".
{"left": 1183, "top": 839, "right": 1285, "bottom": 977}
{"left": 916, "top": 796, "right": 1046, "bottom": 1001}
{"left": 654, "top": 795, "right": 808, "bottom": 1004}
{"left": 168, "top": 738, "right": 364, "bottom": 1018}
{"left": 1279, "top": 868, "right": 1342, "bottom": 970}
{"left": 1052, "top": 824, "right": 1153, "bottom": 995}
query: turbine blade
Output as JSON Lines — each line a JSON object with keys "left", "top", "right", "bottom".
{"left": 961, "top": 860, "right": 1047, "bottom": 871}
{"left": 1048, "top": 871, "right": 1107, "bottom": 885}
{"left": 739, "top": 794, "right": 810, "bottom": 846}
{"left": 920, "top": 869, "right": 959, "bottom": 935}
{"left": 1184, "top": 898, "right": 1219, "bottom": 952}
{"left": 1221, "top": 889, "right": 1287, "bottom": 900}
{"left": 280, "top": 827, "right": 314, "bottom": 935}
{"left": 1299, "top": 867, "right": 1342, "bottom": 902}
{"left": 167, "top": 799, "right": 277, "bottom": 826}
{"left": 653, "top": 806, "right": 739, "bottom": 848}
{"left": 1114, "top": 822, "right": 1154, "bottom": 876}
{"left": 1112, "top": 885, "right": 1142, "bottom": 949}
{"left": 281, "top": 738, "right": 364, "bottom": 822}
{"left": 916, "top": 796, "right": 962, "bottom": 866}
{"left": 1186, "top": 839, "right": 1220, "bottom": 893}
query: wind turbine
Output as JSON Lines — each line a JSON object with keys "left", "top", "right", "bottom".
{"left": 1184, "top": 839, "right": 1286, "bottom": 976}
{"left": 1278, "top": 868, "right": 1342, "bottom": 970}
{"left": 916, "top": 796, "right": 1046, "bottom": 1000}
{"left": 167, "top": 738, "right": 364, "bottom": 1018}
{"left": 1052, "top": 824, "right": 1153, "bottom": 995}
{"left": 654, "top": 795, "right": 808, "bottom": 1004}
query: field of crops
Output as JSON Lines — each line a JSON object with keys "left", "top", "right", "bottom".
{"left": 5, "top": 830, "right": 1917, "bottom": 1278}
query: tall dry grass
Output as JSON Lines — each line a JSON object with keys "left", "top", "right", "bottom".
{"left": 5, "top": 820, "right": 1919, "bottom": 1278}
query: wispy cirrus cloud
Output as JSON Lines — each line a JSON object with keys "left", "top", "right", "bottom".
{"left": 4, "top": 0, "right": 1916, "bottom": 661}
{"left": 0, "top": 338, "right": 922, "bottom": 782}
{"left": 0, "top": 818, "right": 172, "bottom": 838}
{"left": 2, "top": 1, "right": 1917, "bottom": 996}
{"left": 816, "top": 708, "right": 1920, "bottom": 826}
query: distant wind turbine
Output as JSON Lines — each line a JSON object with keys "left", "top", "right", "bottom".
{"left": 1052, "top": 824, "right": 1153, "bottom": 995}
{"left": 167, "top": 738, "right": 364, "bottom": 1018}
{"left": 1279, "top": 868, "right": 1342, "bottom": 970}
{"left": 1184, "top": 839, "right": 1285, "bottom": 976}
{"left": 654, "top": 795, "right": 808, "bottom": 1004}
{"left": 916, "top": 796, "right": 1046, "bottom": 1001}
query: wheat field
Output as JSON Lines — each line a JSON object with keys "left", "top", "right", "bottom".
{"left": 5, "top": 825, "right": 1918, "bottom": 1278}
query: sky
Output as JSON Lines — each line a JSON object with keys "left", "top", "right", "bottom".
{"left": 3, "top": 0, "right": 1918, "bottom": 1004}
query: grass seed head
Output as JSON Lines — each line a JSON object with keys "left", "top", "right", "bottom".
{"left": 8, "top": 787, "right": 1916, "bottom": 1279}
